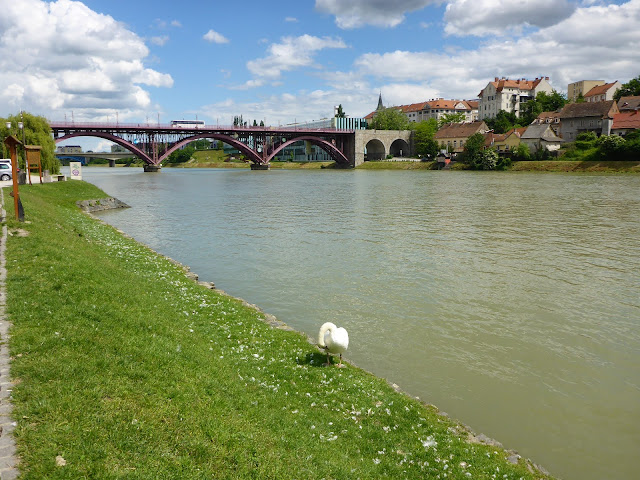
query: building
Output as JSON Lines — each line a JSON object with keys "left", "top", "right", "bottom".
{"left": 531, "top": 111, "right": 562, "bottom": 135}
{"left": 558, "top": 101, "right": 619, "bottom": 140}
{"left": 520, "top": 124, "right": 564, "bottom": 153}
{"left": 618, "top": 96, "right": 640, "bottom": 111}
{"left": 302, "top": 117, "right": 368, "bottom": 130}
{"left": 478, "top": 77, "right": 553, "bottom": 119}
{"left": 365, "top": 95, "right": 479, "bottom": 125}
{"left": 400, "top": 102, "right": 429, "bottom": 123}
{"left": 411, "top": 99, "right": 478, "bottom": 123}
{"left": 584, "top": 81, "right": 622, "bottom": 103}
{"left": 487, "top": 127, "right": 527, "bottom": 153}
{"left": 567, "top": 80, "right": 605, "bottom": 102}
{"left": 434, "top": 121, "right": 489, "bottom": 153}
{"left": 56, "top": 145, "right": 82, "bottom": 154}
{"left": 611, "top": 111, "right": 640, "bottom": 136}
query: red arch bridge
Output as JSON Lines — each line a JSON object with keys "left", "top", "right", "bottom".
{"left": 50, "top": 122, "right": 414, "bottom": 170}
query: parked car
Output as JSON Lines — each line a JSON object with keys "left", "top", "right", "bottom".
{"left": 0, "top": 163, "right": 12, "bottom": 181}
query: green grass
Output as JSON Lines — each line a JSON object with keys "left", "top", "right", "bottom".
{"left": 3, "top": 182, "right": 555, "bottom": 479}
{"left": 355, "top": 161, "right": 437, "bottom": 170}
{"left": 510, "top": 160, "right": 640, "bottom": 172}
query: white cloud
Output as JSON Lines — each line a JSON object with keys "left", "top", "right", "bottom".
{"left": 444, "top": 0, "right": 576, "bottom": 36}
{"left": 316, "top": 0, "right": 436, "bottom": 28}
{"left": 246, "top": 35, "right": 347, "bottom": 80}
{"left": 285, "top": 16, "right": 298, "bottom": 22}
{"left": 203, "top": 29, "right": 229, "bottom": 44}
{"left": 170, "top": 20, "right": 182, "bottom": 28}
{"left": 0, "top": 0, "right": 172, "bottom": 120}
{"left": 353, "top": 0, "right": 640, "bottom": 99}
{"left": 151, "top": 36, "right": 169, "bottom": 46}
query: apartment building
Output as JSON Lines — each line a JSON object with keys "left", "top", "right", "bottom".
{"left": 478, "top": 77, "right": 553, "bottom": 119}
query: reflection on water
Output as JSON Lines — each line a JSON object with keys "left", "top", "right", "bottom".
{"left": 85, "top": 167, "right": 640, "bottom": 480}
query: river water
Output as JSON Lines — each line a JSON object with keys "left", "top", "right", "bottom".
{"left": 82, "top": 167, "right": 640, "bottom": 480}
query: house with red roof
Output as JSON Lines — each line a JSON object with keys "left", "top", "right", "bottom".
{"left": 486, "top": 127, "right": 528, "bottom": 153}
{"left": 584, "top": 81, "right": 622, "bottom": 103}
{"left": 611, "top": 110, "right": 640, "bottom": 136}
{"left": 434, "top": 121, "right": 489, "bottom": 153}
{"left": 478, "top": 76, "right": 553, "bottom": 120}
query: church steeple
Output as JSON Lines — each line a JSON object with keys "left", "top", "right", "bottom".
{"left": 376, "top": 91, "right": 384, "bottom": 111}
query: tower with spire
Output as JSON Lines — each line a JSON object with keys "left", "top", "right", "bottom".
{"left": 376, "top": 91, "right": 384, "bottom": 111}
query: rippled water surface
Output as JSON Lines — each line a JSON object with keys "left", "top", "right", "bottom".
{"left": 84, "top": 167, "right": 640, "bottom": 480}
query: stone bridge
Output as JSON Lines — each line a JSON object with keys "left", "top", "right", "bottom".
{"left": 353, "top": 130, "right": 414, "bottom": 166}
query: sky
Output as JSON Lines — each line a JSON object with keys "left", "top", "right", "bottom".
{"left": 1, "top": 0, "right": 639, "bottom": 151}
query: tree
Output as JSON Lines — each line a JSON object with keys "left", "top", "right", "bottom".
{"left": 412, "top": 119, "right": 439, "bottom": 158}
{"left": 520, "top": 90, "right": 567, "bottom": 125}
{"left": 476, "top": 149, "right": 498, "bottom": 170}
{"left": 368, "top": 107, "right": 410, "bottom": 130}
{"left": 461, "top": 132, "right": 485, "bottom": 165}
{"left": 253, "top": 119, "right": 258, "bottom": 127}
{"left": 437, "top": 112, "right": 466, "bottom": 128}
{"left": 614, "top": 74, "right": 640, "bottom": 101}
{"left": 1, "top": 112, "right": 59, "bottom": 173}
{"left": 512, "top": 143, "right": 531, "bottom": 161}
{"left": 166, "top": 145, "right": 195, "bottom": 164}
{"left": 335, "top": 104, "right": 346, "bottom": 118}
{"left": 485, "top": 110, "right": 519, "bottom": 134}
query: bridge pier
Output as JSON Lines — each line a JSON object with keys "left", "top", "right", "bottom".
{"left": 250, "top": 164, "right": 270, "bottom": 170}
{"left": 143, "top": 164, "right": 161, "bottom": 172}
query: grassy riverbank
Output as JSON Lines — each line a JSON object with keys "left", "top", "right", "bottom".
{"left": 3, "top": 181, "right": 554, "bottom": 478}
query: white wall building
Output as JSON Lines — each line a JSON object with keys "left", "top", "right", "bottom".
{"left": 478, "top": 77, "right": 553, "bottom": 119}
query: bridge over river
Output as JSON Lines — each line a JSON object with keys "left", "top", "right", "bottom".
{"left": 49, "top": 122, "right": 413, "bottom": 170}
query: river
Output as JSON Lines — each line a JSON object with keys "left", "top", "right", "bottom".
{"left": 82, "top": 166, "right": 640, "bottom": 480}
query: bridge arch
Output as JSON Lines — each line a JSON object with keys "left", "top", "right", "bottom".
{"left": 164, "top": 133, "right": 263, "bottom": 164}
{"left": 390, "top": 138, "right": 410, "bottom": 157}
{"left": 365, "top": 139, "right": 385, "bottom": 161}
{"left": 54, "top": 132, "right": 152, "bottom": 164}
{"left": 266, "top": 136, "right": 350, "bottom": 165}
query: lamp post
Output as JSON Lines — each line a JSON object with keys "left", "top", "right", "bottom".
{"left": 18, "top": 112, "right": 27, "bottom": 184}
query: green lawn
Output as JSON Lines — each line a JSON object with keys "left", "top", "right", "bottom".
{"left": 3, "top": 181, "right": 555, "bottom": 479}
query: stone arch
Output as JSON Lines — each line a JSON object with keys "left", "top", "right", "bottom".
{"left": 365, "top": 139, "right": 385, "bottom": 161}
{"left": 390, "top": 138, "right": 410, "bottom": 157}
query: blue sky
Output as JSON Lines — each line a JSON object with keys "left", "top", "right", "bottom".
{"left": 1, "top": 0, "right": 638, "bottom": 150}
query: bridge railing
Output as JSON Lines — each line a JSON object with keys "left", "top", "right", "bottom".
{"left": 49, "top": 121, "right": 356, "bottom": 134}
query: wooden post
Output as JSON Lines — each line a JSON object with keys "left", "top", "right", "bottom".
{"left": 3, "top": 135, "right": 24, "bottom": 221}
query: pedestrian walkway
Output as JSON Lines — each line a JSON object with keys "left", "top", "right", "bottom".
{"left": 0, "top": 189, "right": 19, "bottom": 479}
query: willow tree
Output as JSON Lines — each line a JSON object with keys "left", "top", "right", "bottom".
{"left": 1, "top": 112, "right": 60, "bottom": 174}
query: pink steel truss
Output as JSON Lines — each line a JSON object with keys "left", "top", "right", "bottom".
{"left": 50, "top": 122, "right": 355, "bottom": 167}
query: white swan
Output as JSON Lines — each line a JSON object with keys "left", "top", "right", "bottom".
{"left": 318, "top": 322, "right": 349, "bottom": 367}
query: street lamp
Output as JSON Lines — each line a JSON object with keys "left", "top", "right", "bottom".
{"left": 18, "top": 113, "right": 27, "bottom": 183}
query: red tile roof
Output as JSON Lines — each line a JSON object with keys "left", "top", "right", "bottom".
{"left": 612, "top": 111, "right": 640, "bottom": 130}
{"left": 479, "top": 77, "right": 548, "bottom": 97}
{"left": 584, "top": 81, "right": 619, "bottom": 97}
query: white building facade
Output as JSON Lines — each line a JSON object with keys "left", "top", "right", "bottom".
{"left": 478, "top": 77, "right": 553, "bottom": 119}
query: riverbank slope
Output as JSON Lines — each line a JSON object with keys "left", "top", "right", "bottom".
{"left": 3, "top": 181, "right": 555, "bottom": 478}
